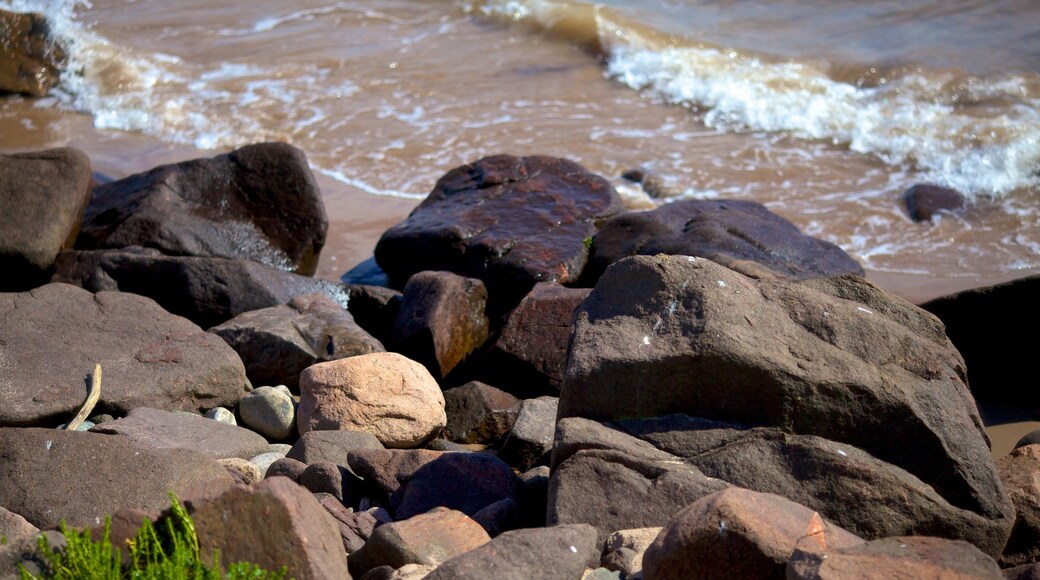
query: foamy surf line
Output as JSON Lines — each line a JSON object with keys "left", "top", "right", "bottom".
{"left": 468, "top": 0, "right": 1040, "bottom": 198}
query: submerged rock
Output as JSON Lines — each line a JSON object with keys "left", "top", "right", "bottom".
{"left": 903, "top": 183, "right": 967, "bottom": 222}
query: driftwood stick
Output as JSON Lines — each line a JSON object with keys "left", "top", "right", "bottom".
{"left": 65, "top": 364, "right": 102, "bottom": 431}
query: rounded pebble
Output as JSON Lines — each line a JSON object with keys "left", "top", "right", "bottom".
{"left": 239, "top": 386, "right": 296, "bottom": 440}
{"left": 249, "top": 451, "right": 288, "bottom": 478}
{"left": 205, "top": 407, "right": 237, "bottom": 426}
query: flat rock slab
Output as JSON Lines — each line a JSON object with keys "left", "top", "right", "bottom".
{"left": 77, "top": 142, "right": 327, "bottom": 275}
{"left": 0, "top": 284, "right": 247, "bottom": 426}
{"left": 787, "top": 535, "right": 1003, "bottom": 580}
{"left": 374, "top": 155, "right": 624, "bottom": 308}
{"left": 585, "top": 199, "right": 863, "bottom": 284}
{"left": 187, "top": 477, "right": 350, "bottom": 580}
{"left": 89, "top": 407, "right": 269, "bottom": 460}
{"left": 423, "top": 523, "right": 600, "bottom": 580}
{"left": 52, "top": 247, "right": 351, "bottom": 328}
{"left": 0, "top": 148, "right": 92, "bottom": 288}
{"left": 559, "top": 255, "right": 1012, "bottom": 555}
{"left": 0, "top": 427, "right": 234, "bottom": 530}
{"left": 211, "top": 292, "right": 384, "bottom": 391}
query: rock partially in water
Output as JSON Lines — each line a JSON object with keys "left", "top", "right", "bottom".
{"left": 76, "top": 142, "right": 327, "bottom": 275}
{"left": 0, "top": 11, "right": 65, "bottom": 96}
{"left": 903, "top": 183, "right": 967, "bottom": 222}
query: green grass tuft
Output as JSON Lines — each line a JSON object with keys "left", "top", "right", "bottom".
{"left": 19, "top": 493, "right": 289, "bottom": 580}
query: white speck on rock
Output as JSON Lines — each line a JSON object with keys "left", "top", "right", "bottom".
{"left": 857, "top": 307, "right": 873, "bottom": 314}
{"left": 44, "top": 440, "right": 52, "bottom": 450}
{"left": 717, "top": 280, "right": 727, "bottom": 288}
{"left": 642, "top": 335, "right": 650, "bottom": 346}
{"left": 837, "top": 449, "right": 848, "bottom": 457}
{"left": 719, "top": 520, "right": 727, "bottom": 536}
{"left": 569, "top": 546, "right": 577, "bottom": 553}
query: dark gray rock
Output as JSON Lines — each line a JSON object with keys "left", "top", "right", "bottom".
{"left": 498, "top": 396, "right": 558, "bottom": 472}
{"left": 584, "top": 199, "right": 863, "bottom": 284}
{"left": 903, "top": 184, "right": 967, "bottom": 222}
{"left": 787, "top": 536, "right": 1002, "bottom": 580}
{"left": 266, "top": 457, "right": 307, "bottom": 482}
{"left": 286, "top": 429, "right": 384, "bottom": 466}
{"left": 395, "top": 452, "right": 524, "bottom": 521}
{"left": 559, "top": 254, "right": 1012, "bottom": 556}
{"left": 76, "top": 142, "right": 327, "bottom": 275}
{"left": 210, "top": 292, "right": 383, "bottom": 391}
{"left": 0, "top": 428, "right": 234, "bottom": 530}
{"left": 344, "top": 284, "right": 401, "bottom": 347}
{"left": 89, "top": 407, "right": 268, "bottom": 460}
{"left": 374, "top": 155, "right": 624, "bottom": 313}
{"left": 0, "top": 284, "right": 247, "bottom": 427}
{"left": 52, "top": 247, "right": 350, "bottom": 328}
{"left": 0, "top": 148, "right": 92, "bottom": 289}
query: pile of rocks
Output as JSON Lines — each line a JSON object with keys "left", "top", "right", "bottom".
{"left": 1, "top": 145, "right": 1038, "bottom": 579}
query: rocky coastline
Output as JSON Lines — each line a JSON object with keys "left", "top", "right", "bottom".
{"left": 1, "top": 139, "right": 1039, "bottom": 579}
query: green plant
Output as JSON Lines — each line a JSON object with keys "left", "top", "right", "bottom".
{"left": 20, "top": 494, "right": 288, "bottom": 580}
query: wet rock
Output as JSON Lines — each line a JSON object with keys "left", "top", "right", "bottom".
{"left": 210, "top": 293, "right": 383, "bottom": 391}
{"left": 643, "top": 487, "right": 863, "bottom": 580}
{"left": 613, "top": 414, "right": 1011, "bottom": 549}
{"left": 548, "top": 447, "right": 728, "bottom": 538}
{"left": 286, "top": 429, "right": 384, "bottom": 466}
{"left": 559, "top": 254, "right": 1012, "bottom": 556}
{"left": 442, "top": 381, "right": 521, "bottom": 446}
{"left": 787, "top": 535, "right": 1002, "bottom": 579}
{"left": 922, "top": 273, "right": 1040, "bottom": 406}
{"left": 478, "top": 282, "right": 591, "bottom": 396}
{"left": 601, "top": 527, "right": 661, "bottom": 578}
{"left": 187, "top": 477, "right": 350, "bottom": 580}
{"left": 345, "top": 283, "right": 402, "bottom": 347}
{"left": 0, "top": 148, "right": 92, "bottom": 290}
{"left": 374, "top": 155, "right": 624, "bottom": 312}
{"left": 621, "top": 168, "right": 683, "bottom": 199}
{"left": 348, "top": 507, "right": 491, "bottom": 578}
{"left": 498, "top": 396, "right": 558, "bottom": 471}
{"left": 52, "top": 247, "right": 351, "bottom": 329}
{"left": 238, "top": 386, "right": 297, "bottom": 441}
{"left": 89, "top": 407, "right": 268, "bottom": 460}
{"left": 390, "top": 271, "right": 489, "bottom": 380}
{"left": 997, "top": 444, "right": 1040, "bottom": 567}
{"left": 585, "top": 199, "right": 863, "bottom": 284}
{"left": 76, "top": 142, "right": 327, "bottom": 275}
{"left": 0, "top": 284, "right": 247, "bottom": 427}
{"left": 0, "top": 427, "right": 234, "bottom": 530}
{"left": 298, "top": 352, "right": 446, "bottom": 448}
{"left": 423, "top": 523, "right": 600, "bottom": 580}
{"left": 903, "top": 183, "right": 967, "bottom": 222}
{"left": 0, "top": 11, "right": 65, "bottom": 96}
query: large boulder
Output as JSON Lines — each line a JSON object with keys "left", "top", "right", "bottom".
{"left": 210, "top": 293, "right": 383, "bottom": 391}
{"left": 390, "top": 271, "right": 489, "bottom": 380}
{"left": 613, "top": 414, "right": 1008, "bottom": 550}
{"left": 186, "top": 477, "right": 350, "bottom": 580}
{"left": 0, "top": 428, "right": 234, "bottom": 530}
{"left": 922, "top": 273, "right": 1040, "bottom": 406}
{"left": 584, "top": 199, "right": 863, "bottom": 284}
{"left": 76, "top": 142, "right": 327, "bottom": 275}
{"left": 52, "top": 247, "right": 350, "bottom": 328}
{"left": 374, "top": 155, "right": 624, "bottom": 311}
{"left": 558, "top": 255, "right": 1012, "bottom": 555}
{"left": 0, "top": 148, "right": 92, "bottom": 289}
{"left": 0, "top": 10, "right": 65, "bottom": 96}
{"left": 298, "top": 353, "right": 446, "bottom": 448}
{"left": 0, "top": 284, "right": 247, "bottom": 426}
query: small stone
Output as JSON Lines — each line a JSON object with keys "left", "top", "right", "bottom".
{"left": 266, "top": 457, "right": 307, "bottom": 482}
{"left": 250, "top": 451, "right": 288, "bottom": 478}
{"left": 219, "top": 457, "right": 262, "bottom": 485}
{"left": 205, "top": 407, "right": 237, "bottom": 425}
{"left": 239, "top": 386, "right": 297, "bottom": 441}
{"left": 903, "top": 184, "right": 967, "bottom": 222}
{"left": 498, "top": 396, "right": 558, "bottom": 471}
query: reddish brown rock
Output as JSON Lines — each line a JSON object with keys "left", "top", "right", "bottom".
{"left": 374, "top": 155, "right": 624, "bottom": 312}
{"left": 52, "top": 247, "right": 351, "bottom": 329}
{"left": 559, "top": 254, "right": 1012, "bottom": 556}
{"left": 89, "top": 407, "right": 269, "bottom": 460}
{"left": 299, "top": 461, "right": 355, "bottom": 505}
{"left": 442, "top": 381, "right": 521, "bottom": 446}
{"left": 0, "top": 284, "right": 247, "bottom": 427}
{"left": 211, "top": 293, "right": 383, "bottom": 391}
{"left": 642, "top": 488, "right": 863, "bottom": 580}
{"left": 479, "top": 282, "right": 591, "bottom": 396}
{"left": 0, "top": 506, "right": 39, "bottom": 547}
{"left": 0, "top": 428, "right": 234, "bottom": 530}
{"left": 0, "top": 148, "right": 92, "bottom": 289}
{"left": 423, "top": 523, "right": 600, "bottom": 580}
{"left": 997, "top": 444, "right": 1040, "bottom": 567}
{"left": 286, "top": 429, "right": 385, "bottom": 466}
{"left": 787, "top": 535, "right": 1002, "bottom": 579}
{"left": 390, "top": 271, "right": 489, "bottom": 380}
{"left": 394, "top": 452, "right": 524, "bottom": 520}
{"left": 187, "top": 477, "right": 349, "bottom": 580}
{"left": 347, "top": 508, "right": 490, "bottom": 578}
{"left": 344, "top": 284, "right": 402, "bottom": 347}
{"left": 76, "top": 142, "right": 327, "bottom": 275}
{"left": 314, "top": 494, "right": 379, "bottom": 554}
{"left": 584, "top": 199, "right": 863, "bottom": 284}
{"left": 266, "top": 457, "right": 307, "bottom": 482}
{"left": 498, "top": 396, "right": 558, "bottom": 472}
{"left": 903, "top": 183, "right": 967, "bottom": 222}
{"left": 346, "top": 449, "right": 444, "bottom": 512}
{"left": 0, "top": 11, "right": 65, "bottom": 96}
